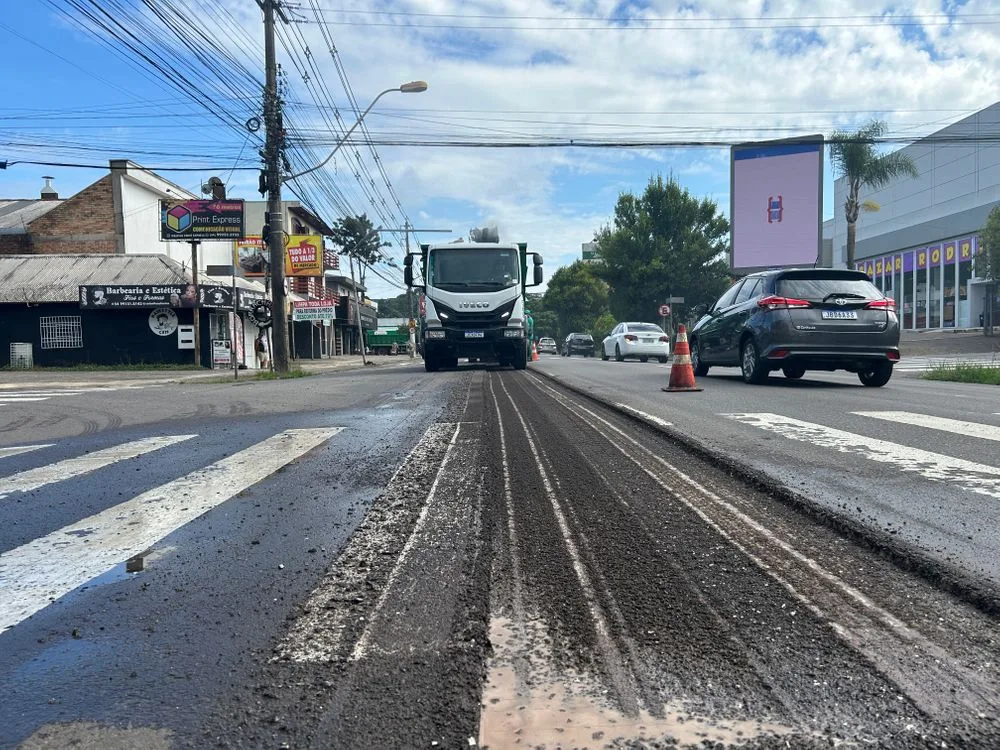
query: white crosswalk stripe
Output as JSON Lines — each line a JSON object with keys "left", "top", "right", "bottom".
{"left": 726, "top": 412, "right": 1000, "bottom": 500}
{"left": 0, "top": 435, "right": 196, "bottom": 501}
{"left": 853, "top": 411, "right": 1000, "bottom": 441}
{"left": 0, "top": 445, "right": 54, "bottom": 460}
{"left": 894, "top": 354, "right": 1000, "bottom": 372}
{"left": 0, "top": 427, "right": 343, "bottom": 632}
{"left": 0, "top": 386, "right": 157, "bottom": 405}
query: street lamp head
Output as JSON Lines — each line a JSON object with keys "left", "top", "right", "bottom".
{"left": 399, "top": 80, "right": 428, "bottom": 93}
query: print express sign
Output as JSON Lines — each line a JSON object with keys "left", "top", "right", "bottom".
{"left": 160, "top": 199, "right": 245, "bottom": 241}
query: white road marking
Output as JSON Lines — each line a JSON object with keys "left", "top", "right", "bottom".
{"left": 727, "top": 412, "right": 1000, "bottom": 498}
{"left": 349, "top": 422, "right": 463, "bottom": 662}
{"left": 853, "top": 411, "right": 1000, "bottom": 442}
{"left": 615, "top": 404, "right": 673, "bottom": 428}
{"left": 0, "top": 397, "right": 51, "bottom": 403}
{"left": 0, "top": 445, "right": 55, "bottom": 460}
{"left": 0, "top": 435, "right": 197, "bottom": 500}
{"left": 0, "top": 427, "right": 342, "bottom": 632}
{"left": 0, "top": 391, "right": 85, "bottom": 397}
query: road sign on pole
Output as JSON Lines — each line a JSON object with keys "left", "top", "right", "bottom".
{"left": 658, "top": 304, "right": 671, "bottom": 317}
{"left": 667, "top": 296, "right": 685, "bottom": 304}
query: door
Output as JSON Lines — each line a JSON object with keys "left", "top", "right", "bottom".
{"left": 698, "top": 281, "right": 744, "bottom": 363}
{"left": 718, "top": 278, "right": 762, "bottom": 362}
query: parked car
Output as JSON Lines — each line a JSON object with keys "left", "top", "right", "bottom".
{"left": 537, "top": 337, "right": 558, "bottom": 354}
{"left": 601, "top": 322, "right": 670, "bottom": 363}
{"left": 562, "top": 332, "right": 595, "bottom": 357}
{"left": 688, "top": 268, "right": 900, "bottom": 386}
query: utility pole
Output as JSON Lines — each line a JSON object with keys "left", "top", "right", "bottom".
{"left": 190, "top": 240, "right": 201, "bottom": 367}
{"left": 261, "top": 0, "right": 290, "bottom": 372}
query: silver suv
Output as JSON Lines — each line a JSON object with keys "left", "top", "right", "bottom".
{"left": 689, "top": 269, "right": 900, "bottom": 386}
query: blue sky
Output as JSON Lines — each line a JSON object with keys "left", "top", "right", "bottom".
{"left": 2, "top": 0, "right": 998, "bottom": 298}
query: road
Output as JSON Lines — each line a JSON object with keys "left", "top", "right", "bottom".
{"left": 1, "top": 360, "right": 999, "bottom": 748}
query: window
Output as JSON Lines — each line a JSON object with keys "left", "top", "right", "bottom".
{"left": 39, "top": 316, "right": 83, "bottom": 349}
{"left": 734, "top": 278, "right": 762, "bottom": 304}
{"left": 713, "top": 280, "right": 745, "bottom": 311}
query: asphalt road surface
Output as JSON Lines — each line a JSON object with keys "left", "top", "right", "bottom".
{"left": 2, "top": 361, "right": 999, "bottom": 748}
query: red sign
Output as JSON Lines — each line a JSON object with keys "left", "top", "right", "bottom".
{"left": 658, "top": 304, "right": 671, "bottom": 316}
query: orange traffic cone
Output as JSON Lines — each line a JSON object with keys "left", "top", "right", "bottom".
{"left": 662, "top": 325, "right": 703, "bottom": 392}
{"left": 531, "top": 341, "right": 539, "bottom": 362}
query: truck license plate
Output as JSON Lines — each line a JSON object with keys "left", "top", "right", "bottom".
{"left": 464, "top": 331, "right": 484, "bottom": 338}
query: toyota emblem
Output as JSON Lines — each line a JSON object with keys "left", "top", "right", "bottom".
{"left": 834, "top": 298, "right": 847, "bottom": 306}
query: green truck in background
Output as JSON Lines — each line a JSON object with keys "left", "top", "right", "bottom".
{"left": 367, "top": 327, "right": 409, "bottom": 355}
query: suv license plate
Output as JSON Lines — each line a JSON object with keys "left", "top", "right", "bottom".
{"left": 821, "top": 310, "right": 857, "bottom": 320}
{"left": 464, "top": 330, "right": 484, "bottom": 338}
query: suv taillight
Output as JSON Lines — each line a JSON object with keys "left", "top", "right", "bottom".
{"left": 758, "top": 295, "right": 811, "bottom": 310}
{"left": 865, "top": 298, "right": 896, "bottom": 310}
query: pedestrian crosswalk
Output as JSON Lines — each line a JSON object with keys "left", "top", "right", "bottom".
{"left": 893, "top": 353, "right": 1000, "bottom": 372}
{"left": 0, "top": 427, "right": 343, "bottom": 633}
{"left": 0, "top": 386, "right": 157, "bottom": 406}
{"left": 726, "top": 410, "right": 1000, "bottom": 501}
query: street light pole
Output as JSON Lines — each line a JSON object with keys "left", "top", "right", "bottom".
{"left": 283, "top": 81, "right": 428, "bottom": 184}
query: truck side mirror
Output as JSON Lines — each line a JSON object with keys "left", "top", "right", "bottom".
{"left": 533, "top": 266, "right": 544, "bottom": 286}
{"left": 533, "top": 254, "right": 543, "bottom": 266}
{"left": 404, "top": 265, "right": 414, "bottom": 286}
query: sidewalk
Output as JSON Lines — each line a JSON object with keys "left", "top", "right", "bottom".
{"left": 900, "top": 328, "right": 1000, "bottom": 357}
{"left": 0, "top": 354, "right": 414, "bottom": 390}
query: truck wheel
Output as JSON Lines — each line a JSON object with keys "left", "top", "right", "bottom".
{"left": 424, "top": 356, "right": 439, "bottom": 372}
{"left": 513, "top": 346, "right": 528, "bottom": 370}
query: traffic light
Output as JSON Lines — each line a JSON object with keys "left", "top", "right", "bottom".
{"left": 258, "top": 170, "right": 267, "bottom": 197}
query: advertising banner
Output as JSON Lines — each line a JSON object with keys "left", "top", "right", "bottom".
{"left": 284, "top": 235, "right": 324, "bottom": 277}
{"left": 160, "top": 200, "right": 244, "bottom": 241}
{"left": 960, "top": 237, "right": 974, "bottom": 261}
{"left": 236, "top": 287, "right": 267, "bottom": 312}
{"left": 292, "top": 299, "right": 336, "bottom": 321}
{"left": 80, "top": 284, "right": 197, "bottom": 309}
{"left": 198, "top": 285, "right": 234, "bottom": 308}
{"left": 730, "top": 136, "right": 823, "bottom": 271}
{"left": 235, "top": 235, "right": 268, "bottom": 277}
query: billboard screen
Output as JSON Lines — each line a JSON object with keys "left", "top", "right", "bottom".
{"left": 730, "top": 137, "right": 823, "bottom": 272}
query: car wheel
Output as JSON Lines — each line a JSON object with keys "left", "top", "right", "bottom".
{"left": 858, "top": 361, "right": 893, "bottom": 387}
{"left": 658, "top": 356, "right": 668, "bottom": 364}
{"left": 615, "top": 344, "right": 624, "bottom": 362}
{"left": 639, "top": 356, "right": 649, "bottom": 363}
{"left": 690, "top": 339, "right": 709, "bottom": 376}
{"left": 601, "top": 347, "right": 609, "bottom": 361}
{"left": 740, "top": 338, "right": 767, "bottom": 384}
{"left": 782, "top": 365, "right": 806, "bottom": 380}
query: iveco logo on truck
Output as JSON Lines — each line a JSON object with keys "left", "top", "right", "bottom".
{"left": 403, "top": 226, "right": 544, "bottom": 372}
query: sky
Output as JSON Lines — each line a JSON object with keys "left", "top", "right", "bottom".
{"left": 1, "top": 0, "right": 998, "bottom": 299}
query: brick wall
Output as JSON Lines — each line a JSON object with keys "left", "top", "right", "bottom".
{"left": 25, "top": 176, "right": 116, "bottom": 254}
{"left": 0, "top": 235, "right": 32, "bottom": 255}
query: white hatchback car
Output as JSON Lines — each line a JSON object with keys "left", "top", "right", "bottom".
{"left": 601, "top": 322, "right": 670, "bottom": 363}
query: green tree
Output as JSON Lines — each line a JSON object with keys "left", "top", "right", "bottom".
{"left": 593, "top": 174, "right": 731, "bottom": 322}
{"left": 978, "top": 205, "right": 1000, "bottom": 282}
{"left": 543, "top": 261, "right": 610, "bottom": 337}
{"left": 590, "top": 312, "right": 617, "bottom": 345}
{"left": 330, "top": 213, "right": 391, "bottom": 289}
{"left": 828, "top": 120, "right": 919, "bottom": 268}
{"left": 373, "top": 292, "right": 412, "bottom": 318}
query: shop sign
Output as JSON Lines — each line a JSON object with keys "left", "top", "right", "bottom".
{"left": 212, "top": 339, "right": 232, "bottom": 368}
{"left": 235, "top": 235, "right": 268, "bottom": 277}
{"left": 198, "top": 286, "right": 234, "bottom": 308}
{"left": 284, "top": 235, "right": 324, "bottom": 277}
{"left": 161, "top": 199, "right": 244, "bottom": 241}
{"left": 237, "top": 288, "right": 267, "bottom": 311}
{"left": 148, "top": 308, "right": 178, "bottom": 336}
{"left": 80, "top": 284, "right": 196, "bottom": 308}
{"left": 292, "top": 299, "right": 336, "bottom": 321}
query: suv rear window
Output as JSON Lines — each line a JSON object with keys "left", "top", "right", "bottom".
{"left": 776, "top": 276, "right": 882, "bottom": 301}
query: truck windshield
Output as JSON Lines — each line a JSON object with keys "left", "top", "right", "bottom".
{"left": 428, "top": 248, "right": 520, "bottom": 291}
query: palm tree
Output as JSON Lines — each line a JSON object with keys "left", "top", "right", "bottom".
{"left": 828, "top": 120, "right": 919, "bottom": 268}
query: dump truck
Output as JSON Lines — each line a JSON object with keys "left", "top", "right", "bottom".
{"left": 404, "top": 230, "right": 543, "bottom": 372}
